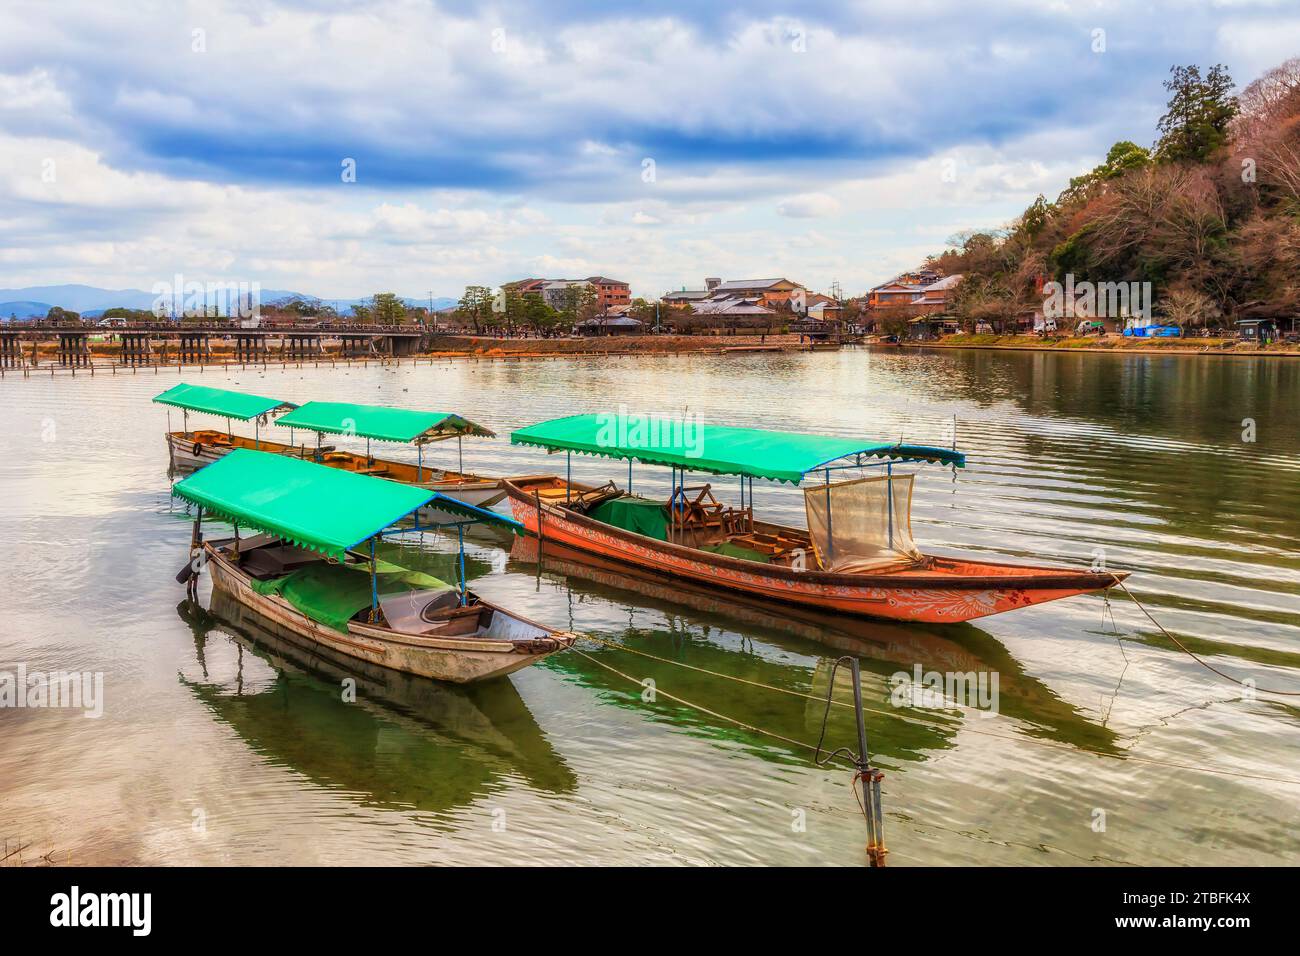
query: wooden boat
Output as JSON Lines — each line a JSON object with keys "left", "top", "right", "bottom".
{"left": 169, "top": 428, "right": 507, "bottom": 507}
{"left": 173, "top": 448, "right": 574, "bottom": 682}
{"left": 154, "top": 384, "right": 509, "bottom": 508}
{"left": 505, "top": 414, "right": 1126, "bottom": 625}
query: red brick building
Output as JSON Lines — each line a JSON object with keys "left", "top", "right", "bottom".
{"left": 585, "top": 276, "right": 631, "bottom": 312}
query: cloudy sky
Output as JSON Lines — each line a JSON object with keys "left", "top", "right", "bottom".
{"left": 0, "top": 0, "right": 1294, "bottom": 300}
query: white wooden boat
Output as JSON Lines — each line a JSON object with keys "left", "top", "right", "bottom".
{"left": 202, "top": 539, "right": 572, "bottom": 682}
{"left": 174, "top": 448, "right": 574, "bottom": 683}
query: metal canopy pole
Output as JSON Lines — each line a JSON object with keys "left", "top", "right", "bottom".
{"left": 255, "top": 417, "right": 260, "bottom": 450}
{"left": 366, "top": 437, "right": 371, "bottom": 465}
{"left": 669, "top": 466, "right": 675, "bottom": 542}
{"left": 566, "top": 451, "right": 572, "bottom": 504}
{"left": 886, "top": 462, "right": 894, "bottom": 550}
{"left": 825, "top": 468, "right": 834, "bottom": 563}
{"left": 417, "top": 444, "right": 423, "bottom": 483}
{"left": 368, "top": 536, "right": 379, "bottom": 622}
{"left": 628, "top": 458, "right": 633, "bottom": 492}
{"left": 457, "top": 435, "right": 464, "bottom": 474}
{"left": 457, "top": 525, "right": 467, "bottom": 605}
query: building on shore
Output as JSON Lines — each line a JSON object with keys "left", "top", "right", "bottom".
{"left": 575, "top": 315, "right": 645, "bottom": 336}
{"left": 867, "top": 272, "right": 959, "bottom": 311}
{"left": 662, "top": 277, "right": 808, "bottom": 313}
{"left": 506, "top": 276, "right": 631, "bottom": 314}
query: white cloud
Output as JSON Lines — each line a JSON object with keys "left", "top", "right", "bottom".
{"left": 0, "top": 0, "right": 1285, "bottom": 298}
{"left": 777, "top": 193, "right": 842, "bottom": 218}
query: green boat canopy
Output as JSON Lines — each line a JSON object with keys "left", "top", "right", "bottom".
{"left": 173, "top": 449, "right": 522, "bottom": 556}
{"left": 275, "top": 401, "right": 496, "bottom": 444}
{"left": 172, "top": 448, "right": 434, "bottom": 558}
{"left": 511, "top": 414, "right": 965, "bottom": 484}
{"left": 153, "top": 383, "right": 297, "bottom": 421}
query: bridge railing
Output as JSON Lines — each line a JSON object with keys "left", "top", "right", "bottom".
{"left": 2, "top": 320, "right": 424, "bottom": 334}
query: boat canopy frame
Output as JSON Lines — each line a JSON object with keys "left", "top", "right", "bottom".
{"left": 275, "top": 401, "right": 495, "bottom": 445}
{"left": 154, "top": 382, "right": 299, "bottom": 448}
{"left": 153, "top": 383, "right": 298, "bottom": 421}
{"left": 275, "top": 400, "right": 496, "bottom": 479}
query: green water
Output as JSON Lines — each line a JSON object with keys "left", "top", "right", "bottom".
{"left": 1, "top": 348, "right": 1297, "bottom": 865}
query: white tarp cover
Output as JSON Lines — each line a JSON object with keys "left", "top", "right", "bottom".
{"left": 803, "top": 473, "right": 922, "bottom": 572}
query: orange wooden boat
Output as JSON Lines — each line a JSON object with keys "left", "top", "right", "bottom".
{"left": 505, "top": 415, "right": 1124, "bottom": 624}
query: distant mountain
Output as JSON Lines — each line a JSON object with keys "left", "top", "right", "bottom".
{"left": 0, "top": 301, "right": 56, "bottom": 319}
{"left": 0, "top": 284, "right": 157, "bottom": 313}
{"left": 0, "top": 285, "right": 458, "bottom": 318}
{"left": 269, "top": 293, "right": 458, "bottom": 314}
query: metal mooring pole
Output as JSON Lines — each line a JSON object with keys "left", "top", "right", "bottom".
{"left": 849, "top": 657, "right": 888, "bottom": 867}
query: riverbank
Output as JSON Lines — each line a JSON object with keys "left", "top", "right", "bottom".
{"left": 426, "top": 332, "right": 836, "bottom": 357}
{"left": 0, "top": 332, "right": 841, "bottom": 376}
{"left": 895, "top": 332, "right": 1300, "bottom": 357}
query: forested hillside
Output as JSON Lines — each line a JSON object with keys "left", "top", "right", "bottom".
{"left": 930, "top": 57, "right": 1300, "bottom": 329}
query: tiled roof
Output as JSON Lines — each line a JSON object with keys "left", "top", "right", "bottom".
{"left": 713, "top": 278, "right": 791, "bottom": 291}
{"left": 692, "top": 301, "right": 775, "bottom": 315}
{"left": 915, "top": 274, "right": 962, "bottom": 292}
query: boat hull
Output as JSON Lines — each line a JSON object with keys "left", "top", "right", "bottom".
{"left": 204, "top": 544, "right": 572, "bottom": 682}
{"left": 503, "top": 479, "right": 1122, "bottom": 624}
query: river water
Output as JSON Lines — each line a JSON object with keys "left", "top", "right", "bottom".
{"left": 1, "top": 347, "right": 1297, "bottom": 866}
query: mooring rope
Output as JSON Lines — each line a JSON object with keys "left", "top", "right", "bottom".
{"left": 572, "top": 633, "right": 1300, "bottom": 787}
{"left": 1112, "top": 577, "right": 1300, "bottom": 697}
{"left": 568, "top": 646, "right": 857, "bottom": 767}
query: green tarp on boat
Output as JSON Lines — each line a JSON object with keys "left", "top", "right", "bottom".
{"left": 586, "top": 497, "right": 769, "bottom": 561}
{"left": 587, "top": 497, "right": 670, "bottom": 541}
{"left": 701, "top": 540, "right": 771, "bottom": 564}
{"left": 251, "top": 558, "right": 452, "bottom": 633}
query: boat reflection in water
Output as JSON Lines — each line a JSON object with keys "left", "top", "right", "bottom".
{"left": 176, "top": 594, "right": 577, "bottom": 815}
{"left": 510, "top": 536, "right": 1121, "bottom": 764}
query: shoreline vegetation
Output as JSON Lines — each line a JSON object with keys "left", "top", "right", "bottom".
{"left": 902, "top": 57, "right": 1300, "bottom": 338}
{"left": 895, "top": 333, "right": 1299, "bottom": 356}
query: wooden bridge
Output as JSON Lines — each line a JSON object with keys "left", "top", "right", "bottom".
{"left": 0, "top": 321, "right": 426, "bottom": 369}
